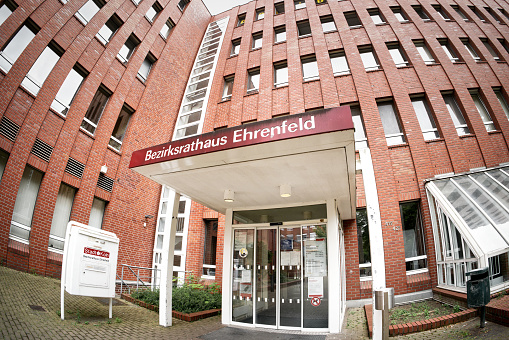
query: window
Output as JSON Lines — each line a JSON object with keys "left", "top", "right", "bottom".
{"left": 255, "top": 7, "right": 264, "bottom": 21}
{"left": 237, "top": 13, "right": 245, "bottom": 27}
{"left": 316, "top": 0, "right": 327, "bottom": 4}
{"left": 301, "top": 55, "right": 319, "bottom": 81}
{"left": 391, "top": 6, "right": 409, "bottom": 23}
{"left": 469, "top": 6, "right": 485, "bottom": 22}
{"left": 81, "top": 86, "right": 111, "bottom": 135}
{"left": 247, "top": 68, "right": 260, "bottom": 92}
{"left": 462, "top": 39, "right": 481, "bottom": 61}
{"left": 452, "top": 5, "right": 469, "bottom": 21}
{"left": 400, "top": 201, "right": 427, "bottom": 272}
{"left": 89, "top": 197, "right": 106, "bottom": 229}
{"left": 117, "top": 34, "right": 139, "bottom": 63}
{"left": 274, "top": 26, "right": 286, "bottom": 43}
{"left": 297, "top": 20, "right": 311, "bottom": 37}
{"left": 481, "top": 38, "right": 500, "bottom": 60}
{"left": 359, "top": 46, "right": 380, "bottom": 71}
{"left": 231, "top": 38, "right": 241, "bottom": 55}
{"left": 350, "top": 105, "right": 367, "bottom": 149}
{"left": 0, "top": 21, "right": 39, "bottom": 73}
{"left": 500, "top": 8, "right": 509, "bottom": 21}
{"left": 274, "top": 2, "right": 284, "bottom": 15}
{"left": 345, "top": 11, "right": 362, "bottom": 28}
{"left": 51, "top": 65, "right": 86, "bottom": 116}
{"left": 76, "top": 0, "right": 103, "bottom": 25}
{"left": 0, "top": 149, "right": 9, "bottom": 183}
{"left": 494, "top": 88, "right": 509, "bottom": 120}
{"left": 411, "top": 97, "right": 440, "bottom": 140}
{"left": 97, "top": 15, "right": 122, "bottom": 45}
{"left": 470, "top": 91, "right": 496, "bottom": 132}
{"left": 252, "top": 32, "right": 262, "bottom": 50}
{"left": 9, "top": 166, "right": 43, "bottom": 244}
{"left": 330, "top": 50, "right": 350, "bottom": 75}
{"left": 274, "top": 61, "right": 288, "bottom": 87}
{"left": 442, "top": 93, "right": 470, "bottom": 135}
{"left": 321, "top": 16, "right": 336, "bottom": 32}
{"left": 368, "top": 8, "right": 386, "bottom": 25}
{"left": 222, "top": 75, "right": 234, "bottom": 99}
{"left": 413, "top": 5, "right": 430, "bottom": 21}
{"left": 498, "top": 38, "right": 509, "bottom": 54}
{"left": 414, "top": 40, "right": 435, "bottom": 65}
{"left": 138, "top": 53, "right": 155, "bottom": 82}
{"left": 439, "top": 39, "right": 460, "bottom": 63}
{"left": 21, "top": 42, "right": 62, "bottom": 96}
{"left": 48, "top": 184, "right": 76, "bottom": 252}
{"left": 146, "top": 2, "right": 162, "bottom": 22}
{"left": 377, "top": 100, "right": 405, "bottom": 146}
{"left": 356, "top": 208, "right": 371, "bottom": 278}
{"left": 294, "top": 0, "right": 305, "bottom": 10}
{"left": 0, "top": 0, "right": 17, "bottom": 26}
{"left": 485, "top": 7, "right": 501, "bottom": 23}
{"left": 132, "top": 0, "right": 141, "bottom": 5}
{"left": 177, "top": 0, "right": 189, "bottom": 12}
{"left": 432, "top": 5, "right": 450, "bottom": 21}
{"left": 202, "top": 220, "right": 218, "bottom": 277}
{"left": 160, "top": 18, "right": 174, "bottom": 40}
{"left": 109, "top": 105, "right": 133, "bottom": 151}
{"left": 386, "top": 42, "right": 408, "bottom": 67}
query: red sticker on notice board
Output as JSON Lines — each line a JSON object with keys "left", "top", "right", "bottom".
{"left": 84, "top": 247, "right": 110, "bottom": 258}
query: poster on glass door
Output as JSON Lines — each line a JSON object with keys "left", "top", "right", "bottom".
{"left": 304, "top": 240, "right": 327, "bottom": 277}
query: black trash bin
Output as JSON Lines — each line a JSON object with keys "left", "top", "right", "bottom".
{"left": 466, "top": 267, "right": 490, "bottom": 328}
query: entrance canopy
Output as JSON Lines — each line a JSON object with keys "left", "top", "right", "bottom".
{"left": 129, "top": 107, "right": 356, "bottom": 220}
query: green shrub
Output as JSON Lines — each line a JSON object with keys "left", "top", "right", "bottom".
{"left": 130, "top": 279, "right": 221, "bottom": 314}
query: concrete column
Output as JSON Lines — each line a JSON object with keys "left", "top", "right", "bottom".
{"left": 359, "top": 148, "right": 386, "bottom": 340}
{"left": 159, "top": 189, "right": 181, "bottom": 327}
{"left": 221, "top": 208, "right": 233, "bottom": 325}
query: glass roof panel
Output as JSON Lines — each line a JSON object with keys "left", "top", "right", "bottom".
{"left": 434, "top": 178, "right": 507, "bottom": 255}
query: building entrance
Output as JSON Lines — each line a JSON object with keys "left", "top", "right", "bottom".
{"left": 231, "top": 224, "right": 329, "bottom": 330}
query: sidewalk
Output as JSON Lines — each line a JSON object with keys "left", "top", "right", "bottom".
{"left": 1, "top": 266, "right": 507, "bottom": 339}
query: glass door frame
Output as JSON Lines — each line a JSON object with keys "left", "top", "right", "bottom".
{"left": 229, "top": 219, "right": 328, "bottom": 331}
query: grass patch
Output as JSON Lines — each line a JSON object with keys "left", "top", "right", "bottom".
{"left": 389, "top": 300, "right": 457, "bottom": 325}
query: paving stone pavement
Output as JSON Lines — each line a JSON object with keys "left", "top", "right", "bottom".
{"left": 1, "top": 266, "right": 508, "bottom": 339}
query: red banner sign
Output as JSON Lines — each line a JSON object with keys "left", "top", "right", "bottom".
{"left": 84, "top": 247, "right": 110, "bottom": 258}
{"left": 129, "top": 106, "right": 353, "bottom": 169}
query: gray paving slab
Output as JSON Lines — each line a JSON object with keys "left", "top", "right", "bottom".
{"left": 1, "top": 265, "right": 508, "bottom": 339}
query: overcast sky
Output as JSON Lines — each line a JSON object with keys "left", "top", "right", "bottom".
{"left": 202, "top": 0, "right": 252, "bottom": 15}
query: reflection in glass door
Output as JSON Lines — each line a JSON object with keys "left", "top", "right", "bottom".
{"left": 279, "top": 227, "right": 302, "bottom": 328}
{"left": 255, "top": 229, "right": 277, "bottom": 326}
{"left": 232, "top": 229, "right": 254, "bottom": 323}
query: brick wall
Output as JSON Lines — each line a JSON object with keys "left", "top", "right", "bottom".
{"left": 0, "top": 0, "right": 211, "bottom": 275}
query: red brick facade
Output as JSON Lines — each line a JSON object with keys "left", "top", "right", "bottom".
{"left": 1, "top": 0, "right": 509, "bottom": 304}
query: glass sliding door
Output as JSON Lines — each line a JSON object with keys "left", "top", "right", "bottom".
{"left": 255, "top": 229, "right": 277, "bottom": 326}
{"left": 279, "top": 227, "right": 302, "bottom": 328}
{"left": 231, "top": 223, "right": 329, "bottom": 330}
{"left": 232, "top": 229, "right": 255, "bottom": 323}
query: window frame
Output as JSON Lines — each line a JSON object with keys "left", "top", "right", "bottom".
{"left": 274, "top": 2, "right": 285, "bottom": 15}
{"left": 391, "top": 6, "right": 409, "bottom": 23}
{"left": 145, "top": 1, "right": 162, "bottom": 23}
{"left": 237, "top": 13, "right": 246, "bottom": 27}
{"left": 439, "top": 39, "right": 460, "bottom": 63}
{"left": 222, "top": 75, "right": 234, "bottom": 100}
{"left": 231, "top": 38, "right": 241, "bottom": 56}
{"left": 117, "top": 34, "right": 140, "bottom": 64}
{"left": 368, "top": 8, "right": 386, "bottom": 25}
{"left": 109, "top": 104, "right": 134, "bottom": 151}
{"left": 480, "top": 38, "right": 500, "bottom": 61}
{"left": 329, "top": 49, "right": 350, "bottom": 75}
{"left": 470, "top": 90, "right": 496, "bottom": 132}
{"left": 274, "top": 60, "right": 288, "bottom": 88}
{"left": 75, "top": 0, "right": 104, "bottom": 25}
{"left": 344, "top": 11, "right": 362, "bottom": 28}
{"left": 411, "top": 96, "right": 440, "bottom": 141}
{"left": 137, "top": 53, "right": 155, "bottom": 82}
{"left": 21, "top": 41, "right": 63, "bottom": 96}
{"left": 96, "top": 14, "right": 123, "bottom": 45}
{"left": 274, "top": 25, "right": 286, "bottom": 43}
{"left": 294, "top": 0, "right": 306, "bottom": 10}
{"left": 51, "top": 64, "right": 87, "bottom": 116}
{"left": 251, "top": 32, "right": 263, "bottom": 50}
{"left": 400, "top": 200, "right": 428, "bottom": 274}
{"left": 297, "top": 20, "right": 312, "bottom": 37}
{"left": 255, "top": 7, "right": 265, "bottom": 21}
{"left": 442, "top": 92, "right": 470, "bottom": 136}
{"left": 81, "top": 85, "right": 111, "bottom": 135}
{"left": 246, "top": 68, "right": 260, "bottom": 93}
{"left": 0, "top": 20, "right": 39, "bottom": 73}
{"left": 462, "top": 38, "right": 481, "bottom": 61}
{"left": 160, "top": 18, "right": 175, "bottom": 40}
{"left": 320, "top": 15, "right": 337, "bottom": 33}
{"left": 386, "top": 42, "right": 409, "bottom": 68}
{"left": 377, "top": 99, "right": 406, "bottom": 146}
{"left": 414, "top": 40, "right": 436, "bottom": 65}
{"left": 412, "top": 5, "right": 431, "bottom": 21}
{"left": 358, "top": 46, "right": 380, "bottom": 71}
{"left": 301, "top": 55, "right": 319, "bottom": 81}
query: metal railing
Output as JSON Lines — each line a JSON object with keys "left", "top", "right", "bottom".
{"left": 117, "top": 264, "right": 160, "bottom": 295}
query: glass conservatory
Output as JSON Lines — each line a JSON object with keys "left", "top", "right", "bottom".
{"left": 426, "top": 166, "right": 509, "bottom": 293}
